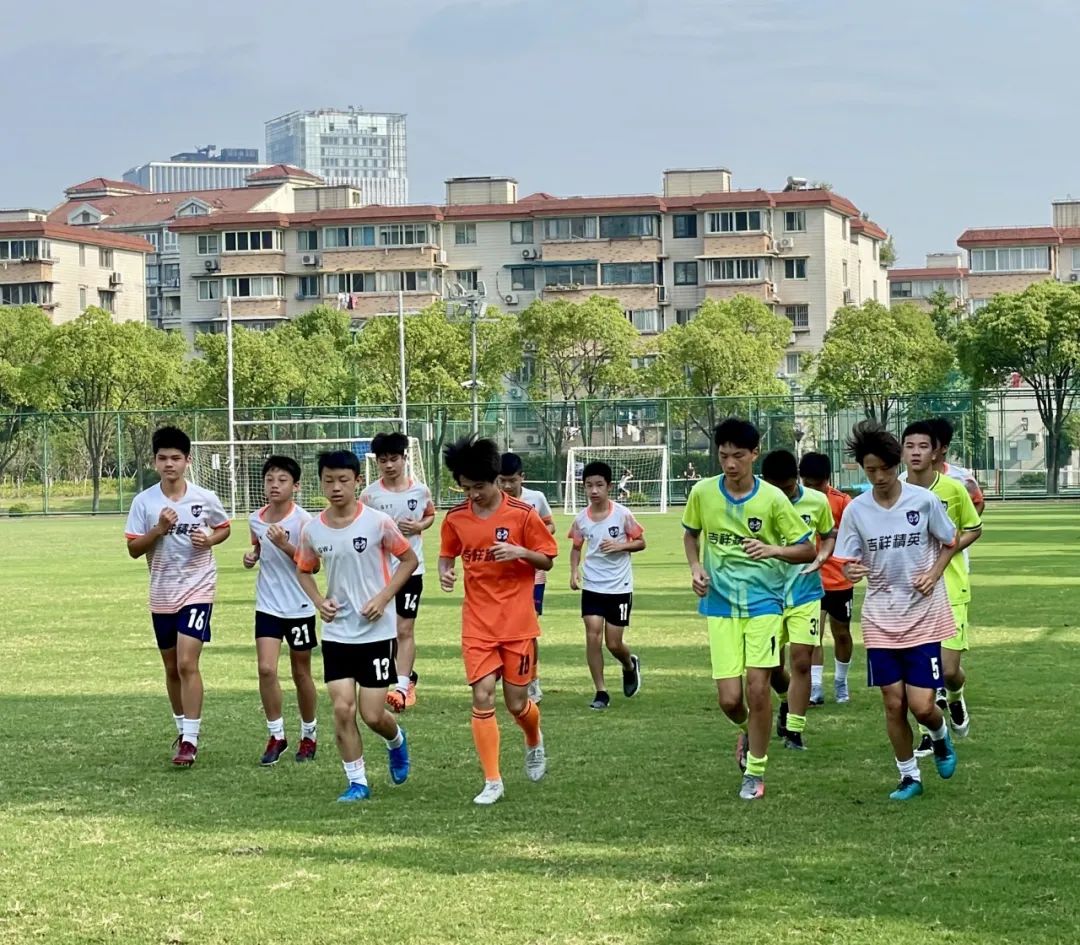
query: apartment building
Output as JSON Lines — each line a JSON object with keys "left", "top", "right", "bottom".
{"left": 887, "top": 252, "right": 968, "bottom": 310}
{"left": 0, "top": 209, "right": 152, "bottom": 322}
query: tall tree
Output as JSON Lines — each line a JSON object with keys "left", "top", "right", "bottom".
{"left": 926, "top": 287, "right": 965, "bottom": 341}
{"left": 809, "top": 300, "right": 953, "bottom": 428}
{"left": 0, "top": 305, "right": 55, "bottom": 481}
{"left": 957, "top": 281, "right": 1080, "bottom": 494}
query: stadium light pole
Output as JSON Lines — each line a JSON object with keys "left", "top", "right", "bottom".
{"left": 398, "top": 291, "right": 407, "bottom": 434}
{"left": 224, "top": 294, "right": 238, "bottom": 516}
{"left": 446, "top": 280, "right": 489, "bottom": 434}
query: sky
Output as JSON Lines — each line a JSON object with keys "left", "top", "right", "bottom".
{"left": 5, "top": 0, "right": 1080, "bottom": 267}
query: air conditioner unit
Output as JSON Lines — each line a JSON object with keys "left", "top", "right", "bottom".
{"left": 522, "top": 248, "right": 539, "bottom": 260}
{"left": 109, "top": 272, "right": 123, "bottom": 286}
{"left": 204, "top": 259, "right": 219, "bottom": 272}
{"left": 777, "top": 237, "right": 794, "bottom": 251}
{"left": 1070, "top": 273, "right": 1079, "bottom": 282}
{"left": 504, "top": 293, "right": 519, "bottom": 305}
{"left": 437, "top": 250, "right": 447, "bottom": 265}
{"left": 301, "top": 254, "right": 319, "bottom": 266}
{"left": 509, "top": 386, "right": 523, "bottom": 399}
{"left": 525, "top": 433, "right": 540, "bottom": 445}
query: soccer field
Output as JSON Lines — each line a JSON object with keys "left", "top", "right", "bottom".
{"left": 1, "top": 506, "right": 1078, "bottom": 945}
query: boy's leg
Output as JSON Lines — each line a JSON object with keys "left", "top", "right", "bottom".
{"left": 529, "top": 581, "right": 545, "bottom": 703}
{"left": 810, "top": 634, "right": 825, "bottom": 706}
{"left": 782, "top": 602, "right": 819, "bottom": 747}
{"left": 327, "top": 676, "right": 369, "bottom": 798}
{"left": 942, "top": 603, "right": 970, "bottom": 735}
{"left": 358, "top": 685, "right": 400, "bottom": 741}
{"left": 743, "top": 614, "right": 782, "bottom": 796}
{"left": 583, "top": 615, "right": 607, "bottom": 695}
{"left": 389, "top": 576, "right": 421, "bottom": 710}
{"left": 159, "top": 647, "right": 184, "bottom": 720}
{"left": 502, "top": 641, "right": 544, "bottom": 782}
{"left": 256, "top": 636, "right": 285, "bottom": 734}
{"left": 289, "top": 649, "right": 319, "bottom": 729}
{"left": 709, "top": 617, "right": 750, "bottom": 767}
{"left": 880, "top": 681, "right": 914, "bottom": 761}
{"left": 470, "top": 671, "right": 504, "bottom": 801}
{"left": 176, "top": 634, "right": 204, "bottom": 740}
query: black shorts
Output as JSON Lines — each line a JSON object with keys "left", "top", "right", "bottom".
{"left": 395, "top": 575, "right": 423, "bottom": 619}
{"left": 254, "top": 611, "right": 318, "bottom": 651}
{"left": 581, "top": 590, "right": 633, "bottom": 628}
{"left": 322, "top": 638, "right": 398, "bottom": 688}
{"left": 821, "top": 589, "right": 854, "bottom": 624}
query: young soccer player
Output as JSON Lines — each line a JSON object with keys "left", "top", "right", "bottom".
{"left": 124, "top": 426, "right": 231, "bottom": 767}
{"left": 901, "top": 422, "right": 983, "bottom": 748}
{"left": 834, "top": 421, "right": 959, "bottom": 800}
{"left": 244, "top": 456, "right": 319, "bottom": 765}
{"left": 929, "top": 417, "right": 986, "bottom": 515}
{"left": 360, "top": 432, "right": 435, "bottom": 712}
{"left": 761, "top": 450, "right": 835, "bottom": 751}
{"left": 440, "top": 436, "right": 558, "bottom": 806}
{"left": 295, "top": 450, "right": 417, "bottom": 802}
{"left": 683, "top": 418, "right": 815, "bottom": 801}
{"left": 496, "top": 452, "right": 556, "bottom": 703}
{"left": 798, "top": 452, "right": 855, "bottom": 705}
{"left": 568, "top": 461, "right": 645, "bottom": 709}
{"left": 617, "top": 469, "right": 633, "bottom": 501}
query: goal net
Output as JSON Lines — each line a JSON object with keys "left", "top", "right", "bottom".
{"left": 564, "top": 446, "right": 669, "bottom": 515}
{"left": 189, "top": 417, "right": 426, "bottom": 515}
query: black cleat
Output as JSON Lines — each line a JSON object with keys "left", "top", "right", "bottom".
{"left": 776, "top": 700, "right": 790, "bottom": 739}
{"left": 622, "top": 655, "right": 641, "bottom": 698}
{"left": 589, "top": 691, "right": 610, "bottom": 711}
{"left": 914, "top": 733, "right": 934, "bottom": 757}
{"left": 260, "top": 737, "right": 288, "bottom": 766}
{"left": 784, "top": 731, "right": 806, "bottom": 751}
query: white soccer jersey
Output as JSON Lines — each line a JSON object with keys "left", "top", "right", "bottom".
{"left": 834, "top": 482, "right": 957, "bottom": 649}
{"left": 568, "top": 501, "right": 644, "bottom": 593}
{"left": 360, "top": 478, "right": 435, "bottom": 575}
{"left": 249, "top": 503, "right": 315, "bottom": 619}
{"left": 296, "top": 506, "right": 411, "bottom": 644}
{"left": 124, "top": 482, "right": 230, "bottom": 614}
{"left": 519, "top": 487, "right": 555, "bottom": 585}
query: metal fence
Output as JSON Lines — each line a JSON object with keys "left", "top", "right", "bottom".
{"left": 1, "top": 390, "right": 1077, "bottom": 515}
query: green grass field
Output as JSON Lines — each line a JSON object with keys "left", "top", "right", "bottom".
{"left": 1, "top": 506, "right": 1079, "bottom": 945}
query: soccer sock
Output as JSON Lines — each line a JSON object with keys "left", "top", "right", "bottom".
{"left": 786, "top": 713, "right": 806, "bottom": 734}
{"left": 835, "top": 659, "right": 850, "bottom": 684}
{"left": 928, "top": 719, "right": 949, "bottom": 742}
{"left": 384, "top": 726, "right": 404, "bottom": 750}
{"left": 947, "top": 685, "right": 965, "bottom": 704}
{"left": 728, "top": 715, "right": 749, "bottom": 734}
{"left": 471, "top": 709, "right": 501, "bottom": 781}
{"left": 396, "top": 674, "right": 410, "bottom": 695}
{"left": 343, "top": 756, "right": 367, "bottom": 786}
{"left": 810, "top": 665, "right": 823, "bottom": 688}
{"left": 745, "top": 753, "right": 768, "bottom": 778}
{"left": 173, "top": 713, "right": 185, "bottom": 735}
{"left": 896, "top": 756, "right": 921, "bottom": 782}
{"left": 182, "top": 717, "right": 201, "bottom": 748}
{"left": 267, "top": 717, "right": 285, "bottom": 740}
{"left": 512, "top": 699, "right": 542, "bottom": 749}
{"left": 301, "top": 719, "right": 317, "bottom": 740}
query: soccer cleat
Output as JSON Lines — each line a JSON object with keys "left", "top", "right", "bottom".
{"left": 385, "top": 689, "right": 406, "bottom": 714}
{"left": 932, "top": 731, "right": 958, "bottom": 780}
{"left": 835, "top": 681, "right": 850, "bottom": 704}
{"left": 295, "top": 737, "right": 317, "bottom": 763}
{"left": 735, "top": 731, "right": 749, "bottom": 773}
{"left": 589, "top": 691, "right": 610, "bottom": 711}
{"left": 889, "top": 776, "right": 924, "bottom": 801}
{"left": 260, "top": 737, "right": 288, "bottom": 766}
{"left": 784, "top": 732, "right": 806, "bottom": 751}
{"left": 525, "top": 735, "right": 546, "bottom": 782}
{"left": 776, "top": 700, "right": 790, "bottom": 739}
{"left": 739, "top": 774, "right": 765, "bottom": 800}
{"left": 473, "top": 779, "right": 505, "bottom": 806}
{"left": 935, "top": 689, "right": 948, "bottom": 713}
{"left": 405, "top": 673, "right": 418, "bottom": 708}
{"left": 388, "top": 729, "right": 410, "bottom": 785}
{"left": 948, "top": 698, "right": 970, "bottom": 738}
{"left": 172, "top": 740, "right": 198, "bottom": 767}
{"left": 623, "top": 655, "right": 642, "bottom": 698}
{"left": 914, "top": 733, "right": 934, "bottom": 758}
{"left": 337, "top": 781, "right": 371, "bottom": 803}
{"left": 528, "top": 678, "right": 543, "bottom": 704}
{"left": 809, "top": 685, "right": 824, "bottom": 707}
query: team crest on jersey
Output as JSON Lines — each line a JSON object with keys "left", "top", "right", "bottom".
{"left": 608, "top": 526, "right": 620, "bottom": 537}
{"left": 353, "top": 536, "right": 368, "bottom": 553}
{"left": 408, "top": 498, "right": 418, "bottom": 511}
{"left": 801, "top": 514, "right": 812, "bottom": 525}
{"left": 747, "top": 517, "right": 763, "bottom": 533}
{"left": 906, "top": 511, "right": 920, "bottom": 525}
{"left": 495, "top": 527, "right": 510, "bottom": 541}
{"left": 191, "top": 505, "right": 203, "bottom": 518}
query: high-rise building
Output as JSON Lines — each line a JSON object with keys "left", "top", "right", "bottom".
{"left": 265, "top": 107, "right": 407, "bottom": 205}
{"left": 123, "top": 146, "right": 268, "bottom": 193}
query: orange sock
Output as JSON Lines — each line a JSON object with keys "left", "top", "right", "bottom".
{"left": 471, "top": 708, "right": 501, "bottom": 781}
{"left": 512, "top": 699, "right": 542, "bottom": 748}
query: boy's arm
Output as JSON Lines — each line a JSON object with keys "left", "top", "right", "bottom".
{"left": 744, "top": 538, "right": 815, "bottom": 564}
{"left": 361, "top": 546, "right": 418, "bottom": 620}
{"left": 127, "top": 506, "right": 176, "bottom": 559}
{"left": 913, "top": 543, "right": 957, "bottom": 596}
{"left": 438, "top": 555, "right": 457, "bottom": 592}
{"left": 192, "top": 522, "right": 231, "bottom": 550}
{"left": 683, "top": 528, "right": 709, "bottom": 597}
{"left": 569, "top": 543, "right": 582, "bottom": 590}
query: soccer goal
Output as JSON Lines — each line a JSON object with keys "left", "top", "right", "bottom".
{"left": 564, "top": 446, "right": 670, "bottom": 515}
{"left": 189, "top": 417, "right": 426, "bottom": 515}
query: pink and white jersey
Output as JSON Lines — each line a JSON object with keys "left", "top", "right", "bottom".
{"left": 834, "top": 482, "right": 957, "bottom": 649}
{"left": 359, "top": 478, "right": 434, "bottom": 575}
{"left": 249, "top": 503, "right": 314, "bottom": 619}
{"left": 296, "top": 505, "right": 411, "bottom": 644}
{"left": 124, "top": 482, "right": 230, "bottom": 614}
{"left": 569, "top": 501, "right": 644, "bottom": 593}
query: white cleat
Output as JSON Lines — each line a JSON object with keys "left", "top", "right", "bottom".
{"left": 525, "top": 735, "right": 547, "bottom": 782}
{"left": 473, "top": 779, "right": 505, "bottom": 806}
{"left": 949, "top": 698, "right": 971, "bottom": 739}
{"left": 528, "top": 678, "right": 543, "bottom": 704}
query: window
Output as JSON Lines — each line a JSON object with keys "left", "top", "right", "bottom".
{"left": 325, "top": 272, "right": 376, "bottom": 294}
{"left": 1072, "top": 247, "right": 1080, "bottom": 270}
{"left": 672, "top": 214, "right": 698, "bottom": 239}
{"left": 675, "top": 307, "right": 697, "bottom": 325}
{"left": 627, "top": 309, "right": 660, "bottom": 333}
{"left": 0, "top": 283, "right": 50, "bottom": 305}
{"left": 970, "top": 246, "right": 1050, "bottom": 273}
{"left": 510, "top": 221, "right": 534, "bottom": 244}
{"left": 79, "top": 287, "right": 87, "bottom": 310}
{"left": 223, "top": 230, "right": 282, "bottom": 252}
{"left": 0, "top": 239, "right": 47, "bottom": 261}
{"left": 542, "top": 217, "right": 598, "bottom": 240}
{"left": 323, "top": 225, "right": 376, "bottom": 249}
{"left": 197, "top": 279, "right": 221, "bottom": 301}
{"left": 99, "top": 248, "right": 114, "bottom": 268}
{"left": 197, "top": 234, "right": 219, "bottom": 256}
{"left": 842, "top": 259, "right": 849, "bottom": 286}
{"left": 297, "top": 231, "right": 319, "bottom": 251}
{"left": 378, "top": 270, "right": 434, "bottom": 292}
{"left": 601, "top": 263, "right": 654, "bottom": 285}
{"left": 145, "top": 233, "right": 160, "bottom": 253}
{"left": 510, "top": 267, "right": 535, "bottom": 290}
{"left": 784, "top": 304, "right": 809, "bottom": 330}
{"left": 784, "top": 258, "right": 807, "bottom": 279}
{"left": 297, "top": 275, "right": 320, "bottom": 298}
{"left": 873, "top": 279, "right": 879, "bottom": 301}
{"left": 706, "top": 258, "right": 761, "bottom": 281}
{"left": 842, "top": 219, "right": 850, "bottom": 240}
{"left": 784, "top": 211, "right": 806, "bottom": 233}
{"left": 145, "top": 265, "right": 160, "bottom": 287}
{"left": 784, "top": 353, "right": 801, "bottom": 376}
{"left": 455, "top": 269, "right": 479, "bottom": 290}
{"left": 161, "top": 264, "right": 180, "bottom": 288}
{"left": 98, "top": 289, "right": 116, "bottom": 313}
{"left": 970, "top": 298, "right": 990, "bottom": 314}
{"left": 147, "top": 297, "right": 160, "bottom": 321}
{"left": 599, "top": 215, "right": 657, "bottom": 239}
{"left": 454, "top": 224, "right": 477, "bottom": 245}
{"left": 543, "top": 264, "right": 597, "bottom": 287}
{"left": 378, "top": 224, "right": 429, "bottom": 246}
{"left": 891, "top": 281, "right": 912, "bottom": 298}
{"left": 79, "top": 244, "right": 86, "bottom": 266}
{"left": 224, "top": 276, "right": 285, "bottom": 298}
{"left": 706, "top": 210, "right": 762, "bottom": 233}
{"left": 162, "top": 230, "right": 178, "bottom": 253}
{"left": 673, "top": 261, "right": 698, "bottom": 285}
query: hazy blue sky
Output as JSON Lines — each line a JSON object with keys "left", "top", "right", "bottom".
{"left": 4, "top": 0, "right": 1078, "bottom": 265}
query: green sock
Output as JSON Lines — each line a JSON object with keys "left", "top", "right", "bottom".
{"left": 787, "top": 713, "right": 806, "bottom": 734}
{"left": 745, "top": 753, "right": 767, "bottom": 778}
{"left": 947, "top": 686, "right": 965, "bottom": 704}
{"left": 729, "top": 715, "right": 748, "bottom": 734}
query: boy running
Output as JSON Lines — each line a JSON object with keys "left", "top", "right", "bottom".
{"left": 124, "top": 426, "right": 231, "bottom": 767}
{"left": 929, "top": 417, "right": 986, "bottom": 515}
{"left": 683, "top": 418, "right": 814, "bottom": 801}
{"left": 295, "top": 450, "right": 417, "bottom": 802}
{"left": 834, "top": 421, "right": 959, "bottom": 800}
{"left": 568, "top": 461, "right": 645, "bottom": 710}
{"left": 360, "top": 432, "right": 436, "bottom": 711}
{"left": 440, "top": 436, "right": 558, "bottom": 806}
{"left": 244, "top": 456, "right": 319, "bottom": 765}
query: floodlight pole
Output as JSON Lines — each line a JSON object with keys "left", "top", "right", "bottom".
{"left": 225, "top": 294, "right": 238, "bottom": 516}
{"left": 470, "top": 307, "right": 479, "bottom": 433}
{"left": 398, "top": 290, "right": 407, "bottom": 434}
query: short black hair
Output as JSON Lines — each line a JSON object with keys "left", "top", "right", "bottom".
{"left": 152, "top": 426, "right": 191, "bottom": 456}
{"left": 798, "top": 452, "right": 831, "bottom": 482}
{"left": 317, "top": 450, "right": 361, "bottom": 477}
{"left": 714, "top": 417, "right": 760, "bottom": 450}
{"left": 262, "top": 455, "right": 301, "bottom": 482}
{"left": 444, "top": 435, "right": 500, "bottom": 484}
{"left": 846, "top": 420, "right": 902, "bottom": 469}
{"left": 901, "top": 420, "right": 938, "bottom": 448}
{"left": 582, "top": 461, "right": 612, "bottom": 483}
{"left": 928, "top": 416, "right": 955, "bottom": 449}
{"left": 761, "top": 449, "right": 798, "bottom": 483}
{"left": 499, "top": 452, "right": 524, "bottom": 477}
{"left": 371, "top": 431, "right": 408, "bottom": 458}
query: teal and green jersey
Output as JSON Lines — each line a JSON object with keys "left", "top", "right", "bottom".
{"left": 783, "top": 485, "right": 835, "bottom": 608}
{"left": 929, "top": 472, "right": 981, "bottom": 604}
{"left": 683, "top": 476, "right": 812, "bottom": 618}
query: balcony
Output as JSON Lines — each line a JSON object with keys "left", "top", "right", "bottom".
{"left": 543, "top": 237, "right": 661, "bottom": 264}
{"left": 0, "top": 259, "right": 57, "bottom": 284}
{"left": 701, "top": 233, "right": 773, "bottom": 257}
{"left": 318, "top": 245, "right": 444, "bottom": 272}
{"left": 325, "top": 291, "right": 440, "bottom": 317}
{"left": 219, "top": 252, "right": 287, "bottom": 276}
{"left": 219, "top": 297, "right": 288, "bottom": 318}
{"left": 704, "top": 282, "right": 778, "bottom": 304}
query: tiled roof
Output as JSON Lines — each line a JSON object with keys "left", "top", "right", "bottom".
{"left": 957, "top": 226, "right": 1060, "bottom": 247}
{"left": 246, "top": 164, "right": 324, "bottom": 183}
{"left": 888, "top": 267, "right": 967, "bottom": 280}
{"left": 0, "top": 220, "right": 155, "bottom": 253}
{"left": 851, "top": 218, "right": 888, "bottom": 240}
{"left": 47, "top": 186, "right": 272, "bottom": 228}
{"left": 66, "top": 177, "right": 147, "bottom": 195}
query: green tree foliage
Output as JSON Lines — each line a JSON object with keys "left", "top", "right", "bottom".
{"left": 0, "top": 305, "right": 54, "bottom": 479}
{"left": 879, "top": 236, "right": 897, "bottom": 268}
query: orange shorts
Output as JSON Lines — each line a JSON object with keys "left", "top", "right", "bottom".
{"left": 463, "top": 638, "right": 537, "bottom": 687}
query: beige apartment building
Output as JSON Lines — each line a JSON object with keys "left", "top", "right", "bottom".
{"left": 0, "top": 209, "right": 152, "bottom": 323}
{"left": 887, "top": 252, "right": 968, "bottom": 310}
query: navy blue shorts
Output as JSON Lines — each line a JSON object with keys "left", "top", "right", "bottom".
{"left": 152, "top": 604, "right": 213, "bottom": 650}
{"left": 533, "top": 582, "right": 546, "bottom": 616}
{"left": 255, "top": 611, "right": 318, "bottom": 651}
{"left": 867, "top": 642, "right": 942, "bottom": 690}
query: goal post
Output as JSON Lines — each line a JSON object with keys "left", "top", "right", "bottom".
{"left": 564, "top": 445, "right": 669, "bottom": 515}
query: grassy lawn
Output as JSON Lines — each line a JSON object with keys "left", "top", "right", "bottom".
{"left": 1, "top": 504, "right": 1078, "bottom": 944}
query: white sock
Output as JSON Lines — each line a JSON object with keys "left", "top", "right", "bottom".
{"left": 396, "top": 674, "right": 410, "bottom": 695}
{"left": 929, "top": 719, "right": 949, "bottom": 742}
{"left": 182, "top": 717, "right": 201, "bottom": 747}
{"left": 810, "top": 665, "right": 823, "bottom": 687}
{"left": 385, "top": 726, "right": 404, "bottom": 750}
{"left": 267, "top": 717, "right": 285, "bottom": 740}
{"left": 173, "top": 713, "right": 185, "bottom": 735}
{"left": 835, "top": 659, "right": 850, "bottom": 684}
{"left": 301, "top": 719, "right": 317, "bottom": 740}
{"left": 343, "top": 756, "right": 367, "bottom": 785}
{"left": 896, "top": 756, "right": 921, "bottom": 782}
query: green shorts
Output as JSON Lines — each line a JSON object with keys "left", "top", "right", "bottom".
{"left": 707, "top": 615, "right": 783, "bottom": 679}
{"left": 782, "top": 600, "right": 822, "bottom": 648}
{"left": 942, "top": 601, "right": 969, "bottom": 652}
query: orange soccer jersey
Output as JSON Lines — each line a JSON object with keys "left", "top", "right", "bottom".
{"left": 820, "top": 485, "right": 853, "bottom": 592}
{"left": 440, "top": 493, "right": 559, "bottom": 644}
